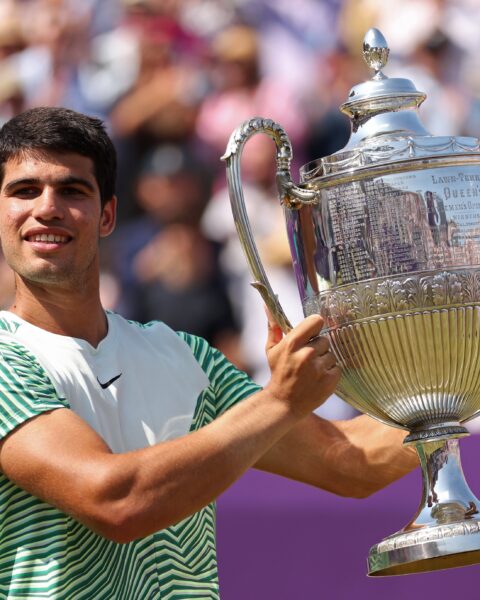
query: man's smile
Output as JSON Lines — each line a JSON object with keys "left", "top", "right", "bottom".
{"left": 26, "top": 233, "right": 70, "bottom": 243}
{"left": 22, "top": 227, "right": 73, "bottom": 250}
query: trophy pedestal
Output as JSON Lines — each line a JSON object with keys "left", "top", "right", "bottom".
{"left": 369, "top": 524, "right": 480, "bottom": 576}
{"left": 368, "top": 437, "right": 480, "bottom": 575}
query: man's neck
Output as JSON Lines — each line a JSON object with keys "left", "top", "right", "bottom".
{"left": 9, "top": 279, "right": 108, "bottom": 348}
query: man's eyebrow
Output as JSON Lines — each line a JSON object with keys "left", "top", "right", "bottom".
{"left": 3, "top": 178, "right": 40, "bottom": 194}
{"left": 56, "top": 176, "right": 97, "bottom": 192}
{"left": 3, "top": 176, "right": 96, "bottom": 194}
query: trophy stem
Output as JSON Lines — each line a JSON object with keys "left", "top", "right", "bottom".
{"left": 368, "top": 437, "right": 480, "bottom": 576}
{"left": 411, "top": 438, "right": 478, "bottom": 529}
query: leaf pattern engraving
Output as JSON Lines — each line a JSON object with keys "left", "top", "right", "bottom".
{"left": 328, "top": 290, "right": 355, "bottom": 324}
{"left": 376, "top": 279, "right": 409, "bottom": 313}
{"left": 459, "top": 271, "right": 480, "bottom": 302}
{"left": 431, "top": 272, "right": 449, "bottom": 306}
{"left": 404, "top": 276, "right": 430, "bottom": 308}
{"left": 304, "top": 295, "right": 321, "bottom": 317}
{"left": 314, "top": 268, "right": 480, "bottom": 326}
{"left": 355, "top": 284, "right": 377, "bottom": 318}
{"left": 431, "top": 272, "right": 463, "bottom": 306}
{"left": 446, "top": 273, "right": 463, "bottom": 304}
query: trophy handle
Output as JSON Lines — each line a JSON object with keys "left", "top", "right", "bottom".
{"left": 222, "top": 117, "right": 319, "bottom": 334}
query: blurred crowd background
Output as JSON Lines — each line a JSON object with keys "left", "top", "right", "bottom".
{"left": 0, "top": 0, "right": 479, "bottom": 419}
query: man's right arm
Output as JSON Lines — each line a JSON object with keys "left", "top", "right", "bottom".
{"left": 0, "top": 315, "right": 340, "bottom": 543}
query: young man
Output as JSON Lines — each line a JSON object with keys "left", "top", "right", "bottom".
{"left": 0, "top": 107, "right": 416, "bottom": 599}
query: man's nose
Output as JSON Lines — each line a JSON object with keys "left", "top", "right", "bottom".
{"left": 31, "top": 189, "right": 64, "bottom": 220}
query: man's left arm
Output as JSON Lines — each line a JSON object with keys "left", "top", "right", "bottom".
{"left": 254, "top": 412, "right": 418, "bottom": 498}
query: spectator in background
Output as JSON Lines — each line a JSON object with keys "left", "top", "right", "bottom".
{"left": 109, "top": 1, "right": 208, "bottom": 221}
{"left": 390, "top": 29, "right": 468, "bottom": 136}
{"left": 238, "top": 0, "right": 339, "bottom": 94}
{"left": 303, "top": 44, "right": 354, "bottom": 164}
{"left": 108, "top": 143, "right": 241, "bottom": 364}
{"left": 195, "top": 24, "right": 307, "bottom": 170}
{"left": 110, "top": 15, "right": 204, "bottom": 144}
{"left": 0, "top": 3, "right": 26, "bottom": 125}
{"left": 7, "top": 0, "right": 91, "bottom": 111}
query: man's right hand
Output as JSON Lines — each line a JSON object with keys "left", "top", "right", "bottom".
{"left": 264, "top": 312, "right": 341, "bottom": 418}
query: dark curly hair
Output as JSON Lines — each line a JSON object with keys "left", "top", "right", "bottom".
{"left": 0, "top": 107, "right": 117, "bottom": 207}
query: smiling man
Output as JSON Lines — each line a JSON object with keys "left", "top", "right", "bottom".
{"left": 0, "top": 107, "right": 417, "bottom": 599}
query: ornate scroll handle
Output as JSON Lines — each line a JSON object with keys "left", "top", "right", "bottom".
{"left": 221, "top": 117, "right": 320, "bottom": 334}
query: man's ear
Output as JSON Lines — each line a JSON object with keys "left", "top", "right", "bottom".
{"left": 99, "top": 196, "right": 117, "bottom": 238}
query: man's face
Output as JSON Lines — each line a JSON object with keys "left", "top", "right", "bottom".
{"left": 0, "top": 150, "right": 116, "bottom": 290}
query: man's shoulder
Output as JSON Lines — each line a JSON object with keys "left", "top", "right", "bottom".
{"left": 109, "top": 312, "right": 168, "bottom": 334}
{"left": 109, "top": 313, "right": 215, "bottom": 379}
{"left": 0, "top": 314, "right": 36, "bottom": 360}
{"left": 0, "top": 311, "right": 23, "bottom": 336}
{"left": 111, "top": 313, "right": 211, "bottom": 357}
{"left": 110, "top": 313, "right": 192, "bottom": 348}
{"left": 175, "top": 330, "right": 210, "bottom": 356}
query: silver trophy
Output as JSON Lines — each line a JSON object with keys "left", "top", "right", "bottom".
{"left": 222, "top": 28, "right": 480, "bottom": 576}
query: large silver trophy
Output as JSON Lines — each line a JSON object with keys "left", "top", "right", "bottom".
{"left": 222, "top": 29, "right": 480, "bottom": 576}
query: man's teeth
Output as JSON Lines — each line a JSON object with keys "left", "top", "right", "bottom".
{"left": 29, "top": 234, "right": 68, "bottom": 243}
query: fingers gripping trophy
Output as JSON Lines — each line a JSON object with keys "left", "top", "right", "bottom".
{"left": 223, "top": 28, "right": 480, "bottom": 576}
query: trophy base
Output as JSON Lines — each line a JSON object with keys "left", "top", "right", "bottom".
{"left": 368, "top": 521, "right": 480, "bottom": 576}
{"left": 368, "top": 437, "right": 480, "bottom": 576}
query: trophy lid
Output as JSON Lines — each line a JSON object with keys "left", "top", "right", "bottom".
{"left": 340, "top": 28, "right": 426, "bottom": 119}
{"left": 339, "top": 28, "right": 429, "bottom": 146}
{"left": 300, "top": 28, "right": 480, "bottom": 183}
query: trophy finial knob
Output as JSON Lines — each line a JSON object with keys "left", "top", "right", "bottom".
{"left": 363, "top": 28, "right": 389, "bottom": 80}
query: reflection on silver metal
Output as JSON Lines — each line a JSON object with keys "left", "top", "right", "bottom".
{"left": 363, "top": 28, "right": 389, "bottom": 79}
{"left": 222, "top": 117, "right": 321, "bottom": 333}
{"left": 340, "top": 29, "right": 427, "bottom": 148}
{"left": 223, "top": 28, "right": 480, "bottom": 575}
{"left": 368, "top": 439, "right": 480, "bottom": 576}
{"left": 301, "top": 135, "right": 480, "bottom": 179}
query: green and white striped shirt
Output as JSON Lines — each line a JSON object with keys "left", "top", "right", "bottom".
{"left": 0, "top": 313, "right": 260, "bottom": 599}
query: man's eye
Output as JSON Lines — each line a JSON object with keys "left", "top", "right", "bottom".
{"left": 15, "top": 187, "right": 39, "bottom": 197}
{"left": 61, "top": 187, "right": 85, "bottom": 196}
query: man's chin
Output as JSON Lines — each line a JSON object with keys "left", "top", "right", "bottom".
{"left": 18, "top": 267, "right": 79, "bottom": 288}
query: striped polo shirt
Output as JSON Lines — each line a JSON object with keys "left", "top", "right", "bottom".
{"left": 0, "top": 312, "right": 260, "bottom": 599}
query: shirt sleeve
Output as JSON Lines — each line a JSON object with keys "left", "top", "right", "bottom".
{"left": 177, "top": 332, "right": 261, "bottom": 417}
{"left": 0, "top": 340, "right": 69, "bottom": 440}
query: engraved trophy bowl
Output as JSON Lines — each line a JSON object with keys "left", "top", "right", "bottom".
{"left": 222, "top": 28, "right": 480, "bottom": 576}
